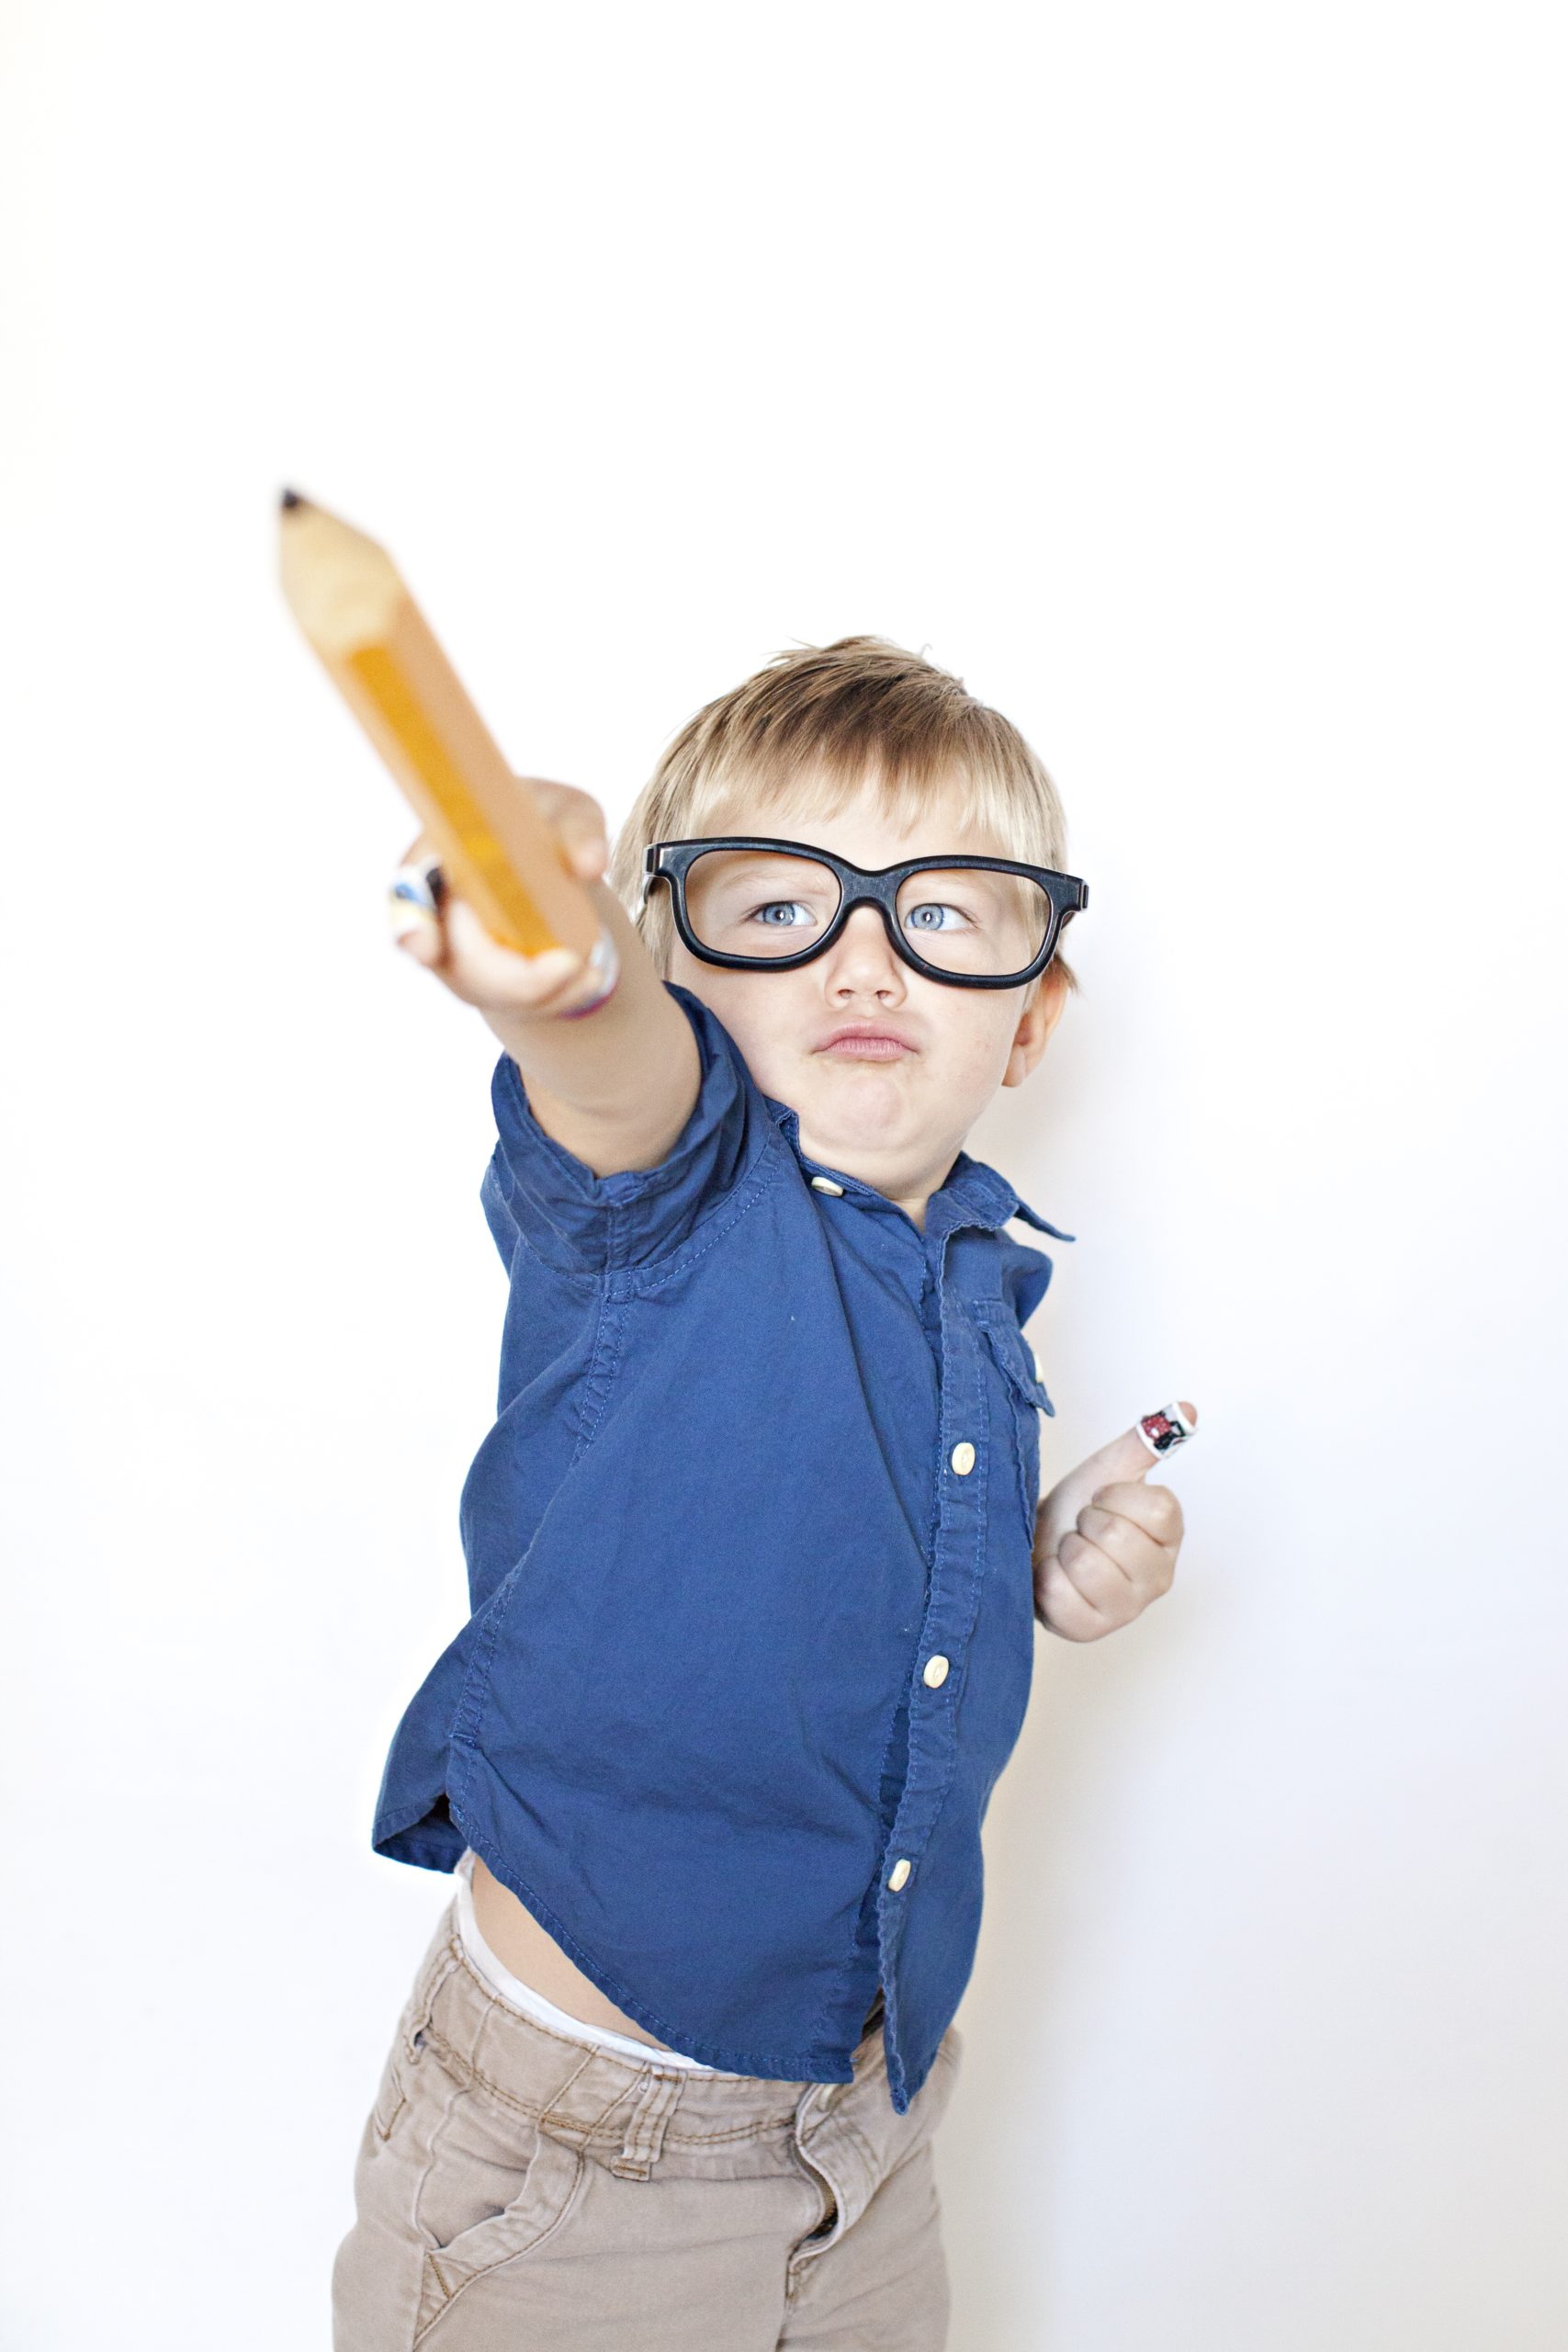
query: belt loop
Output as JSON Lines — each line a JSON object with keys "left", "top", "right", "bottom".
{"left": 403, "top": 1938, "right": 459, "bottom": 2063}
{"left": 609, "top": 2069, "right": 684, "bottom": 2180}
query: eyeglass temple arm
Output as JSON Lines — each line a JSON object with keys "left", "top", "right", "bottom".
{"left": 635, "top": 843, "right": 664, "bottom": 918}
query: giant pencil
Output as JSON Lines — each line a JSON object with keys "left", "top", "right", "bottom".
{"left": 278, "top": 490, "right": 601, "bottom": 962}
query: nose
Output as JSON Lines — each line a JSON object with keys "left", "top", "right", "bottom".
{"left": 821, "top": 900, "right": 906, "bottom": 1000}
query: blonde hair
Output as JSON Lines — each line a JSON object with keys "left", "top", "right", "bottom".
{"left": 608, "top": 635, "right": 1081, "bottom": 1001}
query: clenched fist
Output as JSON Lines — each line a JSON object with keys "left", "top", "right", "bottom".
{"left": 1032, "top": 1402, "right": 1197, "bottom": 1639}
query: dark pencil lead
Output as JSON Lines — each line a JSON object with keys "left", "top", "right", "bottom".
{"left": 280, "top": 486, "right": 307, "bottom": 511}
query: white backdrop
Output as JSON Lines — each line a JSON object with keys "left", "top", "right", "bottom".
{"left": 3, "top": 4, "right": 1564, "bottom": 2346}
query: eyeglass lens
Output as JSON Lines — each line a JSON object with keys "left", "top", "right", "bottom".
{"left": 682, "top": 848, "right": 1052, "bottom": 978}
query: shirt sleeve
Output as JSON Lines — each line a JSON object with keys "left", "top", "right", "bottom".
{"left": 479, "top": 981, "right": 773, "bottom": 1277}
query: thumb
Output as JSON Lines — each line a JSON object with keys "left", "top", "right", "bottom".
{"left": 1128, "top": 1399, "right": 1199, "bottom": 1472}
{"left": 1036, "top": 1399, "right": 1198, "bottom": 1546}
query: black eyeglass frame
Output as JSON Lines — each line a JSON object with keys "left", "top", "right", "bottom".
{"left": 640, "top": 837, "right": 1089, "bottom": 989}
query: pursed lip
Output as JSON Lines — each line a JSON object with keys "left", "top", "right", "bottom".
{"left": 815, "top": 1020, "right": 919, "bottom": 1057}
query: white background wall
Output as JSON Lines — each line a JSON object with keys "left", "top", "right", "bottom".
{"left": 3, "top": 4, "right": 1563, "bottom": 2345}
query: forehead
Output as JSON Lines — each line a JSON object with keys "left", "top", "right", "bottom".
{"left": 702, "top": 766, "right": 1010, "bottom": 865}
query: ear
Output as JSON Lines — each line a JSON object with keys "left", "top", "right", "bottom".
{"left": 1001, "top": 961, "right": 1070, "bottom": 1088}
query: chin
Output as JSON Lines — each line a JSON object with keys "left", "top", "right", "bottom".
{"left": 806, "top": 1072, "right": 912, "bottom": 1140}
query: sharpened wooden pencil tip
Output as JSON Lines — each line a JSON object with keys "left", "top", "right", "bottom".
{"left": 280, "top": 486, "right": 307, "bottom": 511}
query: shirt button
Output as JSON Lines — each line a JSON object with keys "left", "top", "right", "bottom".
{"left": 922, "top": 1654, "right": 950, "bottom": 1688}
{"left": 809, "top": 1174, "right": 845, "bottom": 1194}
{"left": 950, "top": 1441, "right": 976, "bottom": 1475}
{"left": 887, "top": 1858, "right": 912, "bottom": 1892}
{"left": 1030, "top": 1345, "right": 1043, "bottom": 1381}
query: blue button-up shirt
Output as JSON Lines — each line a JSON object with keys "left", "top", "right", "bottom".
{"left": 372, "top": 980, "right": 1075, "bottom": 2112}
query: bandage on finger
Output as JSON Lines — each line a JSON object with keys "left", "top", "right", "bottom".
{"left": 1135, "top": 1402, "right": 1197, "bottom": 1457}
{"left": 387, "top": 854, "right": 446, "bottom": 938}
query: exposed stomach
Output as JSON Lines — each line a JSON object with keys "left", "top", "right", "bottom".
{"left": 467, "top": 1851, "right": 685, "bottom": 2051}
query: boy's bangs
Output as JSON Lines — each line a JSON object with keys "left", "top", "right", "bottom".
{"left": 681, "top": 743, "right": 1060, "bottom": 874}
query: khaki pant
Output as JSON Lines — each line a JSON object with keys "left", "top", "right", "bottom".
{"left": 333, "top": 1891, "right": 963, "bottom": 2348}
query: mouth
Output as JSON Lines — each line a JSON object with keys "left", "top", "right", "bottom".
{"left": 815, "top": 1023, "right": 918, "bottom": 1060}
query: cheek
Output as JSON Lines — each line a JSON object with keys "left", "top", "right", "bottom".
{"left": 669, "top": 960, "right": 799, "bottom": 1081}
{"left": 942, "top": 1001, "right": 1019, "bottom": 1084}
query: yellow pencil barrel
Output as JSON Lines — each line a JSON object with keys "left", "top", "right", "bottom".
{"left": 278, "top": 491, "right": 599, "bottom": 961}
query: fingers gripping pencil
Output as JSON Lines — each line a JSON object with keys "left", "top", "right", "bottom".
{"left": 277, "top": 488, "right": 606, "bottom": 968}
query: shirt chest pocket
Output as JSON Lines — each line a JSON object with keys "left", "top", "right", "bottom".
{"left": 974, "top": 1307, "right": 1055, "bottom": 1536}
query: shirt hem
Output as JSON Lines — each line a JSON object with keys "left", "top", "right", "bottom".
{"left": 374, "top": 1783, "right": 858, "bottom": 2086}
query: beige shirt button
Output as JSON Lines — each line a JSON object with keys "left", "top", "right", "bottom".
{"left": 1030, "top": 1345, "right": 1043, "bottom": 1382}
{"left": 950, "top": 1441, "right": 976, "bottom": 1476}
{"left": 809, "top": 1174, "right": 845, "bottom": 1194}
{"left": 922, "top": 1655, "right": 950, "bottom": 1688}
{"left": 887, "top": 1858, "right": 912, "bottom": 1892}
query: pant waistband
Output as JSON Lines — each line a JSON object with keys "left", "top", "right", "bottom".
{"left": 401, "top": 1897, "right": 886, "bottom": 2177}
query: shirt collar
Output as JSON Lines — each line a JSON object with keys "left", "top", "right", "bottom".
{"left": 762, "top": 1095, "right": 1076, "bottom": 1243}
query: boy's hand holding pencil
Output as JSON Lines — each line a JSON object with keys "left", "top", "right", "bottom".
{"left": 388, "top": 783, "right": 619, "bottom": 1023}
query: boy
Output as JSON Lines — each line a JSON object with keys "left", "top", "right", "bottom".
{"left": 333, "top": 637, "right": 1194, "bottom": 2349}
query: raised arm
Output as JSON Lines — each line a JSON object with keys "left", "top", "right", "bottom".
{"left": 390, "top": 779, "right": 701, "bottom": 1180}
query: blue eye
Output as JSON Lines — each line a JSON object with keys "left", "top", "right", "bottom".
{"left": 905, "top": 902, "right": 967, "bottom": 933}
{"left": 748, "top": 901, "right": 815, "bottom": 928}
